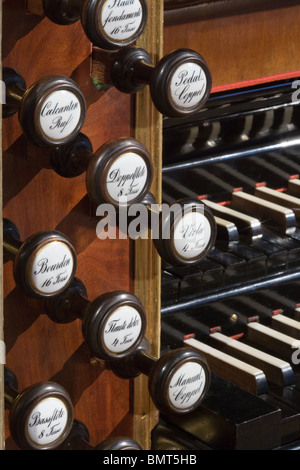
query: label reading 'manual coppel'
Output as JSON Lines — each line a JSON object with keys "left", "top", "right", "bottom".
{"left": 106, "top": 152, "right": 148, "bottom": 203}
{"left": 170, "top": 62, "right": 207, "bottom": 110}
{"left": 103, "top": 306, "right": 142, "bottom": 354}
{"left": 29, "top": 241, "right": 74, "bottom": 295}
{"left": 27, "top": 397, "right": 68, "bottom": 447}
{"left": 101, "top": 0, "right": 143, "bottom": 42}
{"left": 39, "top": 90, "right": 81, "bottom": 142}
{"left": 168, "top": 362, "right": 206, "bottom": 410}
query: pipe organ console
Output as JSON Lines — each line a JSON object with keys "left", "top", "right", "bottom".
{"left": 3, "top": 0, "right": 300, "bottom": 455}
{"left": 155, "top": 76, "right": 300, "bottom": 450}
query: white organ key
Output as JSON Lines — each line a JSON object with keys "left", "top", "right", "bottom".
{"left": 184, "top": 337, "right": 268, "bottom": 395}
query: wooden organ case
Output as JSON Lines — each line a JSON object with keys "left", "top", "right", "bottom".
{"left": 2, "top": 0, "right": 300, "bottom": 453}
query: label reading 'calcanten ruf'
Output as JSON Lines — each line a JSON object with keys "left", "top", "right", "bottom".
{"left": 101, "top": 0, "right": 143, "bottom": 42}
{"left": 173, "top": 211, "right": 212, "bottom": 260}
{"left": 27, "top": 397, "right": 68, "bottom": 447}
{"left": 168, "top": 361, "right": 206, "bottom": 410}
{"left": 30, "top": 241, "right": 74, "bottom": 295}
{"left": 106, "top": 152, "right": 148, "bottom": 203}
{"left": 170, "top": 62, "right": 207, "bottom": 111}
{"left": 39, "top": 90, "right": 81, "bottom": 142}
{"left": 103, "top": 306, "right": 142, "bottom": 354}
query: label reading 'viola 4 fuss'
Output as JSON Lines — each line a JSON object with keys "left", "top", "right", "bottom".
{"left": 101, "top": 0, "right": 143, "bottom": 42}
{"left": 30, "top": 241, "right": 74, "bottom": 295}
{"left": 103, "top": 306, "right": 142, "bottom": 354}
{"left": 106, "top": 152, "right": 148, "bottom": 203}
{"left": 39, "top": 90, "right": 81, "bottom": 142}
{"left": 173, "top": 211, "right": 212, "bottom": 260}
{"left": 168, "top": 362, "right": 206, "bottom": 410}
{"left": 27, "top": 397, "right": 68, "bottom": 447}
{"left": 170, "top": 63, "right": 207, "bottom": 111}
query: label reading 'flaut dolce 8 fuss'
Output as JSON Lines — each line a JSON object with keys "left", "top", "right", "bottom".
{"left": 27, "top": 397, "right": 68, "bottom": 447}
{"left": 103, "top": 306, "right": 143, "bottom": 354}
{"left": 39, "top": 90, "right": 82, "bottom": 142}
{"left": 29, "top": 241, "right": 74, "bottom": 295}
{"left": 170, "top": 62, "right": 208, "bottom": 111}
{"left": 106, "top": 152, "right": 148, "bottom": 203}
{"left": 101, "top": 0, "right": 143, "bottom": 42}
{"left": 168, "top": 361, "right": 206, "bottom": 410}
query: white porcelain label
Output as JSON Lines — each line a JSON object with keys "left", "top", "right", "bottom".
{"left": 39, "top": 90, "right": 81, "bottom": 141}
{"left": 103, "top": 306, "right": 142, "bottom": 354}
{"left": 168, "top": 362, "right": 206, "bottom": 410}
{"left": 30, "top": 241, "right": 74, "bottom": 295}
{"left": 27, "top": 397, "right": 68, "bottom": 447}
{"left": 173, "top": 210, "right": 212, "bottom": 260}
{"left": 101, "top": 0, "right": 143, "bottom": 42}
{"left": 170, "top": 63, "right": 207, "bottom": 110}
{"left": 106, "top": 152, "right": 148, "bottom": 203}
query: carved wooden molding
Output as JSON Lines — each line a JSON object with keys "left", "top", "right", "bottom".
{"left": 133, "top": 0, "right": 163, "bottom": 450}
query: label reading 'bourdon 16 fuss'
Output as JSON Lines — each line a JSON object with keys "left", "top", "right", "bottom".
{"left": 30, "top": 241, "right": 74, "bottom": 295}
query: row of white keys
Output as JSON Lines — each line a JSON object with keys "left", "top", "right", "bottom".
{"left": 209, "top": 331, "right": 295, "bottom": 388}
{"left": 184, "top": 337, "right": 268, "bottom": 396}
{"left": 255, "top": 186, "right": 300, "bottom": 225}
{"left": 247, "top": 322, "right": 300, "bottom": 362}
{"left": 230, "top": 190, "right": 296, "bottom": 235}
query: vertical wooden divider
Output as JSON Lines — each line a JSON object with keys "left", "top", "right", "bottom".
{"left": 133, "top": 1, "right": 163, "bottom": 450}
{"left": 0, "top": 1, "right": 3, "bottom": 452}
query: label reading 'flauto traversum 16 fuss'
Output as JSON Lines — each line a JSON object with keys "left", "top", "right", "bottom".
{"left": 101, "top": 0, "right": 144, "bottom": 43}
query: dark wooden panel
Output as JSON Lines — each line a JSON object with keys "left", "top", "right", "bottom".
{"left": 2, "top": 0, "right": 134, "bottom": 449}
{"left": 164, "top": 4, "right": 300, "bottom": 90}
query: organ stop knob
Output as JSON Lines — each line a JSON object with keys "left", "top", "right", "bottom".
{"left": 45, "top": 278, "right": 147, "bottom": 361}
{"left": 4, "top": 367, "right": 74, "bottom": 450}
{"left": 110, "top": 46, "right": 212, "bottom": 117}
{"left": 110, "top": 338, "right": 211, "bottom": 415}
{"left": 39, "top": 0, "right": 148, "bottom": 51}
{"left": 51, "top": 132, "right": 153, "bottom": 209}
{"left": 3, "top": 218, "right": 77, "bottom": 298}
{"left": 3, "top": 67, "right": 86, "bottom": 147}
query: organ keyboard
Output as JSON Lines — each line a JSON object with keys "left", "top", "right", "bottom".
{"left": 155, "top": 77, "right": 300, "bottom": 450}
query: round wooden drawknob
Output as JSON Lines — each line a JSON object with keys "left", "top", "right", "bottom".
{"left": 110, "top": 46, "right": 212, "bottom": 117}
{"left": 44, "top": 278, "right": 147, "bottom": 362}
{"left": 150, "top": 197, "right": 217, "bottom": 267}
{"left": 51, "top": 132, "right": 153, "bottom": 209}
{"left": 3, "top": 218, "right": 77, "bottom": 298}
{"left": 5, "top": 367, "right": 74, "bottom": 450}
{"left": 3, "top": 67, "right": 86, "bottom": 147}
{"left": 110, "top": 339, "right": 211, "bottom": 415}
{"left": 42, "top": 0, "right": 148, "bottom": 51}
{"left": 61, "top": 419, "right": 142, "bottom": 450}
